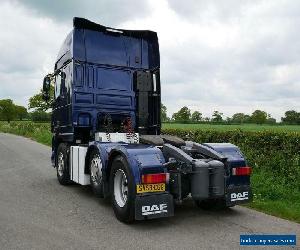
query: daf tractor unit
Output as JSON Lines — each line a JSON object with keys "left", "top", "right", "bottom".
{"left": 42, "top": 17, "right": 252, "bottom": 223}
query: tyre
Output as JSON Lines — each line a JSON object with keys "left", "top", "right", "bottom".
{"left": 89, "top": 149, "right": 104, "bottom": 198}
{"left": 110, "top": 155, "right": 135, "bottom": 223}
{"left": 56, "top": 143, "right": 71, "bottom": 185}
{"left": 195, "top": 199, "right": 232, "bottom": 210}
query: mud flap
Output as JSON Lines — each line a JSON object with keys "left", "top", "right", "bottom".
{"left": 135, "top": 193, "right": 174, "bottom": 220}
{"left": 226, "top": 185, "right": 252, "bottom": 206}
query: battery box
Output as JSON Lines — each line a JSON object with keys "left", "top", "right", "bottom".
{"left": 70, "top": 146, "right": 90, "bottom": 185}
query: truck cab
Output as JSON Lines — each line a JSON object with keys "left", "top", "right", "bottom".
{"left": 44, "top": 17, "right": 160, "bottom": 147}
{"left": 42, "top": 18, "right": 252, "bottom": 223}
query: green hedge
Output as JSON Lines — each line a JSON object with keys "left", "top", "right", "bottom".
{"left": 162, "top": 128, "right": 300, "bottom": 191}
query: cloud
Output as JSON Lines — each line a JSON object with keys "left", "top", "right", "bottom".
{"left": 0, "top": 1, "right": 70, "bottom": 106}
{"left": 14, "top": 0, "right": 151, "bottom": 26}
{"left": 0, "top": 0, "right": 300, "bottom": 120}
{"left": 122, "top": 0, "right": 300, "bottom": 119}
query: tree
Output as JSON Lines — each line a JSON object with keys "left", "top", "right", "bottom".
{"left": 172, "top": 106, "right": 191, "bottom": 123}
{"left": 28, "top": 84, "right": 54, "bottom": 111}
{"left": 204, "top": 117, "right": 210, "bottom": 122}
{"left": 231, "top": 113, "right": 246, "bottom": 124}
{"left": 243, "top": 115, "right": 252, "bottom": 123}
{"left": 191, "top": 111, "right": 202, "bottom": 122}
{"left": 15, "top": 105, "right": 28, "bottom": 120}
{"left": 251, "top": 110, "right": 267, "bottom": 124}
{"left": 281, "top": 110, "right": 300, "bottom": 124}
{"left": 225, "top": 117, "right": 231, "bottom": 123}
{"left": 0, "top": 99, "right": 16, "bottom": 122}
{"left": 266, "top": 117, "right": 276, "bottom": 124}
{"left": 29, "top": 111, "right": 51, "bottom": 122}
{"left": 211, "top": 110, "right": 223, "bottom": 123}
{"left": 265, "top": 114, "right": 276, "bottom": 124}
{"left": 161, "top": 103, "right": 169, "bottom": 122}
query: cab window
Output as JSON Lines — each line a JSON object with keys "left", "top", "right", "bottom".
{"left": 54, "top": 70, "right": 66, "bottom": 99}
{"left": 54, "top": 72, "right": 62, "bottom": 99}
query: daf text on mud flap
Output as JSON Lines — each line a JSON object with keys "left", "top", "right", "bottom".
{"left": 142, "top": 204, "right": 168, "bottom": 216}
{"left": 231, "top": 191, "right": 249, "bottom": 201}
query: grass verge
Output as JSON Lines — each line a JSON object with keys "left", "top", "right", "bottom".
{"left": 0, "top": 121, "right": 51, "bottom": 146}
{"left": 246, "top": 169, "right": 300, "bottom": 223}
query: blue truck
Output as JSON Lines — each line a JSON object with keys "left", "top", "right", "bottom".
{"left": 42, "top": 17, "right": 252, "bottom": 223}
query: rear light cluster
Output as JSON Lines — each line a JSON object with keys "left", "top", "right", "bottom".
{"left": 142, "top": 173, "right": 169, "bottom": 184}
{"left": 232, "top": 166, "right": 252, "bottom": 176}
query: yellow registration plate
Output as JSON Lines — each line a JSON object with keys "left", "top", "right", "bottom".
{"left": 136, "top": 183, "right": 165, "bottom": 194}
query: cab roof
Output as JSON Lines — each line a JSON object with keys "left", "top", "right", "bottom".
{"left": 55, "top": 17, "right": 159, "bottom": 71}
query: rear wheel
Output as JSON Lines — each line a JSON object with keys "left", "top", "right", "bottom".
{"left": 110, "top": 155, "right": 135, "bottom": 223}
{"left": 89, "top": 149, "right": 104, "bottom": 198}
{"left": 56, "top": 143, "right": 71, "bottom": 185}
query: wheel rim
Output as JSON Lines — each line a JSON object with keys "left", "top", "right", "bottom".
{"left": 57, "top": 152, "right": 64, "bottom": 176}
{"left": 90, "top": 154, "right": 102, "bottom": 185}
{"left": 114, "top": 169, "right": 128, "bottom": 208}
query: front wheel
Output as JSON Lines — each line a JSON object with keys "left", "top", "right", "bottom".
{"left": 110, "top": 156, "right": 135, "bottom": 223}
{"left": 56, "top": 143, "right": 71, "bottom": 185}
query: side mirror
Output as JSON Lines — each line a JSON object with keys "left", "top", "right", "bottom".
{"left": 42, "top": 75, "right": 51, "bottom": 101}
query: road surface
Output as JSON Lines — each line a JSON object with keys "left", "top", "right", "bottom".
{"left": 0, "top": 133, "right": 299, "bottom": 250}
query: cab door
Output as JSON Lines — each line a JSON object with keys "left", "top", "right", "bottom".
{"left": 52, "top": 67, "right": 70, "bottom": 134}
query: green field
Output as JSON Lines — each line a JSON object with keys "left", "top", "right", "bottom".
{"left": 163, "top": 123, "right": 300, "bottom": 132}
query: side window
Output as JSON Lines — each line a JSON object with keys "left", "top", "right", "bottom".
{"left": 64, "top": 66, "right": 72, "bottom": 103}
{"left": 54, "top": 70, "right": 66, "bottom": 99}
{"left": 54, "top": 73, "right": 62, "bottom": 99}
{"left": 61, "top": 71, "right": 66, "bottom": 95}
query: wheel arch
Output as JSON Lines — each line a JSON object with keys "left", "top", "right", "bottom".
{"left": 107, "top": 150, "right": 128, "bottom": 182}
{"left": 84, "top": 145, "right": 99, "bottom": 174}
{"left": 52, "top": 136, "right": 63, "bottom": 167}
{"left": 54, "top": 140, "right": 70, "bottom": 167}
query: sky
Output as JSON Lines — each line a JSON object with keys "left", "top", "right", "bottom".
{"left": 0, "top": 0, "right": 299, "bottom": 120}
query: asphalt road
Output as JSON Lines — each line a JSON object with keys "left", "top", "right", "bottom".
{"left": 0, "top": 133, "right": 299, "bottom": 250}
